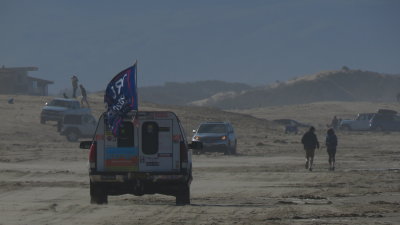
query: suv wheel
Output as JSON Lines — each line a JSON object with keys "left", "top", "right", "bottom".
{"left": 341, "top": 125, "right": 351, "bottom": 131}
{"left": 66, "top": 130, "right": 80, "bottom": 142}
{"left": 231, "top": 141, "right": 237, "bottom": 155}
{"left": 90, "top": 182, "right": 108, "bottom": 204}
{"left": 175, "top": 185, "right": 190, "bottom": 205}
{"left": 224, "top": 146, "right": 232, "bottom": 155}
{"left": 374, "top": 126, "right": 383, "bottom": 132}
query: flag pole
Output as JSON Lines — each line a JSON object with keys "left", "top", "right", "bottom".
{"left": 132, "top": 60, "right": 139, "bottom": 125}
{"left": 134, "top": 60, "right": 138, "bottom": 110}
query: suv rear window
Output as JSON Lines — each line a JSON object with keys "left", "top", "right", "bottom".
{"left": 64, "top": 115, "right": 81, "bottom": 124}
{"left": 118, "top": 122, "right": 134, "bottom": 147}
{"left": 142, "top": 122, "right": 159, "bottom": 154}
{"left": 375, "top": 114, "right": 394, "bottom": 122}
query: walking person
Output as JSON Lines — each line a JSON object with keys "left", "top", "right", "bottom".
{"left": 79, "top": 84, "right": 90, "bottom": 108}
{"left": 325, "top": 128, "right": 338, "bottom": 171}
{"left": 301, "top": 126, "right": 320, "bottom": 171}
{"left": 71, "top": 75, "right": 79, "bottom": 98}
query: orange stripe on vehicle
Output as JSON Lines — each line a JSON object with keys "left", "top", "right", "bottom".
{"left": 95, "top": 135, "right": 104, "bottom": 140}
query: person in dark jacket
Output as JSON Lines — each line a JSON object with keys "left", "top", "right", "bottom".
{"left": 301, "top": 126, "right": 319, "bottom": 171}
{"left": 71, "top": 75, "right": 79, "bottom": 98}
{"left": 325, "top": 128, "right": 338, "bottom": 171}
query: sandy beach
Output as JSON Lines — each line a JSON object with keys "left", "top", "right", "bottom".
{"left": 0, "top": 95, "right": 399, "bottom": 225}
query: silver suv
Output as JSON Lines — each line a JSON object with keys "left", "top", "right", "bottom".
{"left": 192, "top": 122, "right": 237, "bottom": 155}
{"left": 60, "top": 113, "right": 97, "bottom": 142}
{"left": 339, "top": 113, "right": 375, "bottom": 131}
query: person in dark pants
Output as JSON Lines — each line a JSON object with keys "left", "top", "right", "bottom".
{"left": 331, "top": 116, "right": 339, "bottom": 130}
{"left": 325, "top": 128, "right": 338, "bottom": 171}
{"left": 79, "top": 84, "right": 90, "bottom": 108}
{"left": 301, "top": 126, "right": 320, "bottom": 171}
{"left": 71, "top": 75, "right": 79, "bottom": 98}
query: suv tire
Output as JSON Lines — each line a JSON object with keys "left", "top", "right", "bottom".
{"left": 194, "top": 150, "right": 202, "bottom": 155}
{"left": 66, "top": 129, "right": 80, "bottom": 142}
{"left": 175, "top": 185, "right": 190, "bottom": 205}
{"left": 231, "top": 140, "right": 237, "bottom": 155}
{"left": 374, "top": 126, "right": 384, "bottom": 132}
{"left": 341, "top": 125, "right": 351, "bottom": 131}
{"left": 224, "top": 147, "right": 231, "bottom": 155}
{"left": 90, "top": 182, "right": 108, "bottom": 204}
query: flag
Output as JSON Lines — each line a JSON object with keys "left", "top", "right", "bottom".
{"left": 104, "top": 63, "right": 138, "bottom": 136}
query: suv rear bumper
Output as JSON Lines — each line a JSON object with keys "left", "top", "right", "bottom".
{"left": 196, "top": 142, "right": 228, "bottom": 152}
{"left": 41, "top": 112, "right": 63, "bottom": 122}
{"left": 89, "top": 172, "right": 192, "bottom": 196}
{"left": 90, "top": 171, "right": 191, "bottom": 183}
{"left": 90, "top": 173, "right": 189, "bottom": 183}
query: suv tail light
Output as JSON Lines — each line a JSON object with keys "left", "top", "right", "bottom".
{"left": 89, "top": 142, "right": 97, "bottom": 169}
{"left": 180, "top": 141, "right": 188, "bottom": 169}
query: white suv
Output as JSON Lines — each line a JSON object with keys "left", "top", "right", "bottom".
{"left": 80, "top": 111, "right": 194, "bottom": 205}
{"left": 60, "top": 113, "right": 97, "bottom": 142}
{"left": 339, "top": 113, "right": 375, "bottom": 131}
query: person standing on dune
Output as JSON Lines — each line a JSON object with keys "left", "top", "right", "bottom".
{"left": 71, "top": 75, "right": 79, "bottom": 98}
{"left": 301, "top": 126, "right": 320, "bottom": 171}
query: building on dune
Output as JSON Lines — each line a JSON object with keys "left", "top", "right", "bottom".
{"left": 0, "top": 66, "right": 53, "bottom": 96}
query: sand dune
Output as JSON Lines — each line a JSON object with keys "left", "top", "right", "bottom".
{"left": 190, "top": 70, "right": 400, "bottom": 109}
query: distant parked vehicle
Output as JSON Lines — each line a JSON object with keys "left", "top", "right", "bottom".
{"left": 377, "top": 109, "right": 397, "bottom": 115}
{"left": 60, "top": 112, "right": 97, "bottom": 142}
{"left": 339, "top": 113, "right": 375, "bottom": 131}
{"left": 40, "top": 98, "right": 90, "bottom": 125}
{"left": 192, "top": 122, "right": 237, "bottom": 155}
{"left": 369, "top": 113, "right": 400, "bottom": 131}
{"left": 273, "top": 119, "right": 309, "bottom": 134}
{"left": 273, "top": 119, "right": 309, "bottom": 128}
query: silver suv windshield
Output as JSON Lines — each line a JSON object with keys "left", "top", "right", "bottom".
{"left": 198, "top": 124, "right": 227, "bottom": 133}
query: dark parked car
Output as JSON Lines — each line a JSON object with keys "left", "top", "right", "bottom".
{"left": 40, "top": 98, "right": 89, "bottom": 124}
{"left": 369, "top": 113, "right": 400, "bottom": 131}
{"left": 192, "top": 122, "right": 237, "bottom": 155}
{"left": 273, "top": 119, "right": 309, "bottom": 127}
{"left": 273, "top": 119, "right": 309, "bottom": 134}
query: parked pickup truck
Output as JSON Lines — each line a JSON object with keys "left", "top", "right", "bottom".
{"left": 339, "top": 113, "right": 375, "bottom": 131}
{"left": 40, "top": 98, "right": 90, "bottom": 124}
{"left": 80, "top": 111, "right": 200, "bottom": 205}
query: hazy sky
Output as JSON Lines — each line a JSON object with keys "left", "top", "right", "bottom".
{"left": 1, "top": 0, "right": 400, "bottom": 93}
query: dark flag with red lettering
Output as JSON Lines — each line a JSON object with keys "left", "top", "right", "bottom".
{"left": 104, "top": 63, "right": 138, "bottom": 136}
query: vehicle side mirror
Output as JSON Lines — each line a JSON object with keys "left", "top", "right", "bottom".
{"left": 80, "top": 141, "right": 93, "bottom": 149}
{"left": 189, "top": 141, "right": 203, "bottom": 150}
